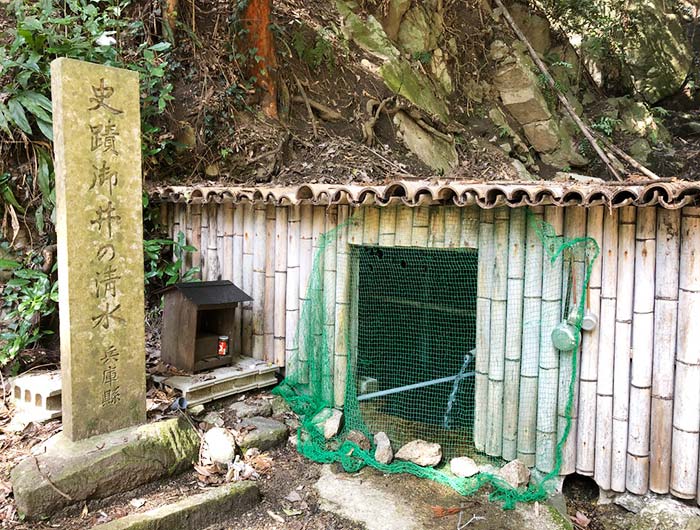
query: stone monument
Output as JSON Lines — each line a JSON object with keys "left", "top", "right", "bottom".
{"left": 51, "top": 58, "right": 146, "bottom": 441}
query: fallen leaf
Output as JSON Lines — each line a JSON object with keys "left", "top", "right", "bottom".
{"left": 80, "top": 503, "right": 89, "bottom": 518}
{"left": 573, "top": 511, "right": 590, "bottom": 528}
{"left": 267, "top": 510, "right": 285, "bottom": 523}
{"left": 282, "top": 508, "right": 303, "bottom": 516}
{"left": 284, "top": 490, "right": 303, "bottom": 503}
{"left": 430, "top": 505, "right": 463, "bottom": 517}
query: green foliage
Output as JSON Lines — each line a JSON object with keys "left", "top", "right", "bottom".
{"left": 144, "top": 231, "right": 200, "bottom": 290}
{"left": 535, "top": 0, "right": 642, "bottom": 66}
{"left": 0, "top": 0, "right": 175, "bottom": 217}
{"left": 591, "top": 115, "right": 621, "bottom": 137}
{"left": 292, "top": 28, "right": 335, "bottom": 70}
{"left": 412, "top": 50, "right": 433, "bottom": 65}
{"left": 0, "top": 246, "right": 58, "bottom": 367}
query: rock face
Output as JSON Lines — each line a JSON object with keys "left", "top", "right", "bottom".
{"left": 450, "top": 457, "right": 479, "bottom": 478}
{"left": 238, "top": 416, "right": 288, "bottom": 451}
{"left": 11, "top": 418, "right": 199, "bottom": 519}
{"left": 393, "top": 111, "right": 458, "bottom": 173}
{"left": 397, "top": 3, "right": 442, "bottom": 55}
{"left": 230, "top": 399, "right": 273, "bottom": 419}
{"left": 497, "top": 459, "right": 530, "bottom": 489}
{"left": 622, "top": 0, "right": 692, "bottom": 103}
{"left": 346, "top": 430, "right": 371, "bottom": 451}
{"left": 395, "top": 440, "right": 442, "bottom": 467}
{"left": 203, "top": 427, "right": 237, "bottom": 464}
{"left": 374, "top": 432, "right": 393, "bottom": 465}
{"left": 313, "top": 408, "right": 343, "bottom": 439}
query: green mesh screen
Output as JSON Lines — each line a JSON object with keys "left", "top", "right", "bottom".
{"left": 274, "top": 207, "right": 599, "bottom": 509}
{"left": 355, "top": 246, "right": 478, "bottom": 460}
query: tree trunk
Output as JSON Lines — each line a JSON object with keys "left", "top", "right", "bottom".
{"left": 241, "top": 0, "right": 278, "bottom": 119}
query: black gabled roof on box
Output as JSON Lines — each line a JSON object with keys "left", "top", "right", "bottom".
{"left": 164, "top": 280, "right": 252, "bottom": 306}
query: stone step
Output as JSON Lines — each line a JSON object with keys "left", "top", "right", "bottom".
{"left": 90, "top": 481, "right": 260, "bottom": 529}
{"left": 12, "top": 370, "right": 62, "bottom": 422}
{"left": 239, "top": 416, "right": 288, "bottom": 451}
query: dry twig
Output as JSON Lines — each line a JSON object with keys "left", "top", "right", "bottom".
{"left": 293, "top": 74, "right": 318, "bottom": 138}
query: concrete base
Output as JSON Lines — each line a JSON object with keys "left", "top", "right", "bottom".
{"left": 153, "top": 356, "right": 278, "bottom": 407}
{"left": 91, "top": 481, "right": 260, "bottom": 530}
{"left": 11, "top": 417, "right": 199, "bottom": 520}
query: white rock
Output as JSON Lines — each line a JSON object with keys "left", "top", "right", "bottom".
{"left": 202, "top": 427, "right": 237, "bottom": 464}
{"left": 450, "top": 457, "right": 479, "bottom": 478}
{"left": 395, "top": 440, "right": 442, "bottom": 467}
{"left": 314, "top": 408, "right": 343, "bottom": 440}
{"left": 374, "top": 432, "right": 393, "bottom": 465}
{"left": 497, "top": 459, "right": 530, "bottom": 488}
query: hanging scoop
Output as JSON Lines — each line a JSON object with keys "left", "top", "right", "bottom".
{"left": 580, "top": 278, "right": 598, "bottom": 331}
{"left": 551, "top": 255, "right": 581, "bottom": 352}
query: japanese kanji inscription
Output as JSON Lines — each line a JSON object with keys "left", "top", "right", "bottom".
{"left": 51, "top": 58, "right": 146, "bottom": 441}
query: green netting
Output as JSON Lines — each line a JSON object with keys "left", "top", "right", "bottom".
{"left": 274, "top": 206, "right": 599, "bottom": 509}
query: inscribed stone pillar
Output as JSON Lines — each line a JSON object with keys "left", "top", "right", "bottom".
{"left": 51, "top": 58, "right": 146, "bottom": 441}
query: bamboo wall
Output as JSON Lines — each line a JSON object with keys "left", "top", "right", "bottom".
{"left": 162, "top": 201, "right": 700, "bottom": 503}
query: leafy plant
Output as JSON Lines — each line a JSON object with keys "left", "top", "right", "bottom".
{"left": 0, "top": 249, "right": 58, "bottom": 367}
{"left": 591, "top": 115, "right": 621, "bottom": 137}
{"left": 292, "top": 27, "right": 335, "bottom": 70}
{"left": 144, "top": 231, "right": 200, "bottom": 290}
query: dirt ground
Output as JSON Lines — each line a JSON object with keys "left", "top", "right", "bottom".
{"left": 0, "top": 383, "right": 648, "bottom": 530}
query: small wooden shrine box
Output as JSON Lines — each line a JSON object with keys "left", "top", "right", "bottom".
{"left": 161, "top": 281, "right": 252, "bottom": 373}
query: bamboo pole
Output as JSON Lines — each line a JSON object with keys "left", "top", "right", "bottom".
{"left": 577, "top": 205, "right": 604, "bottom": 476}
{"left": 363, "top": 206, "right": 380, "bottom": 246}
{"left": 517, "top": 206, "right": 543, "bottom": 467}
{"left": 159, "top": 203, "right": 169, "bottom": 231}
{"left": 200, "top": 202, "right": 209, "bottom": 280}
{"left": 650, "top": 208, "right": 680, "bottom": 494}
{"left": 171, "top": 203, "right": 181, "bottom": 268}
{"left": 242, "top": 202, "right": 254, "bottom": 357}
{"left": 252, "top": 203, "right": 266, "bottom": 360}
{"left": 348, "top": 206, "right": 363, "bottom": 246}
{"left": 611, "top": 206, "right": 636, "bottom": 492}
{"left": 444, "top": 207, "right": 462, "bottom": 248}
{"left": 274, "top": 206, "right": 288, "bottom": 367}
{"left": 191, "top": 204, "right": 202, "bottom": 279}
{"left": 594, "top": 209, "right": 619, "bottom": 490}
{"left": 311, "top": 206, "right": 327, "bottom": 380}
{"left": 222, "top": 203, "right": 234, "bottom": 281}
{"left": 626, "top": 207, "right": 656, "bottom": 494}
{"left": 217, "top": 204, "right": 226, "bottom": 279}
{"left": 334, "top": 205, "right": 350, "bottom": 408}
{"left": 461, "top": 206, "right": 480, "bottom": 249}
{"left": 671, "top": 206, "right": 700, "bottom": 499}
{"left": 209, "top": 204, "right": 222, "bottom": 280}
{"left": 428, "top": 207, "right": 446, "bottom": 248}
{"left": 323, "top": 207, "right": 338, "bottom": 405}
{"left": 286, "top": 205, "right": 301, "bottom": 368}
{"left": 232, "top": 205, "right": 244, "bottom": 356}
{"left": 394, "top": 207, "right": 413, "bottom": 247}
{"left": 264, "top": 205, "right": 276, "bottom": 364}
{"left": 378, "top": 206, "right": 397, "bottom": 247}
{"left": 474, "top": 208, "right": 494, "bottom": 453}
{"left": 536, "top": 206, "right": 564, "bottom": 475}
{"left": 558, "top": 206, "right": 586, "bottom": 476}
{"left": 298, "top": 205, "right": 313, "bottom": 383}
{"left": 411, "top": 206, "right": 430, "bottom": 247}
{"left": 503, "top": 207, "right": 525, "bottom": 461}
